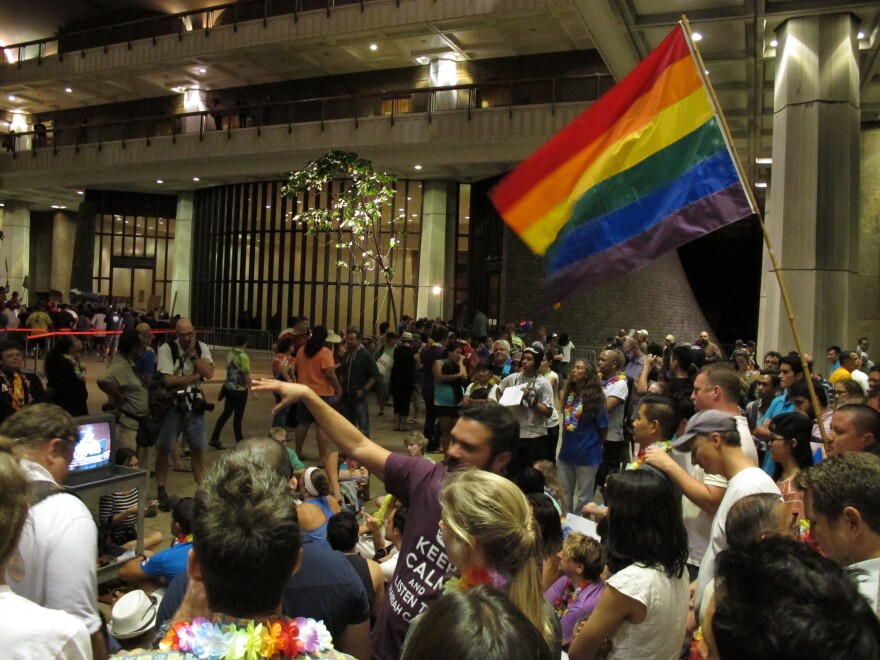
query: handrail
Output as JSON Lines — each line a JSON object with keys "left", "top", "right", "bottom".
{"left": 1, "top": 73, "right": 612, "bottom": 156}
{"left": 2, "top": 0, "right": 378, "bottom": 65}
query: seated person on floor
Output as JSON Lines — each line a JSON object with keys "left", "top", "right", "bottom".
{"left": 327, "top": 510, "right": 385, "bottom": 624}
{"left": 100, "top": 448, "right": 163, "bottom": 552}
{"left": 119, "top": 495, "right": 194, "bottom": 586}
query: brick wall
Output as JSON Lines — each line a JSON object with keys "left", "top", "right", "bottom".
{"left": 500, "top": 226, "right": 716, "bottom": 351}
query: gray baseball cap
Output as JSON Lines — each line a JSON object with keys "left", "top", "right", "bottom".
{"left": 672, "top": 409, "right": 737, "bottom": 448}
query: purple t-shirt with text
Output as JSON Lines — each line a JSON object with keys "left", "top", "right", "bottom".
{"left": 370, "top": 453, "right": 454, "bottom": 660}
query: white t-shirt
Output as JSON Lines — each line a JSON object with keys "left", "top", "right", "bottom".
{"left": 561, "top": 342, "right": 574, "bottom": 363}
{"left": 735, "top": 415, "right": 759, "bottom": 465}
{"left": 498, "top": 373, "right": 555, "bottom": 439}
{"left": 852, "top": 369, "right": 870, "bottom": 393}
{"left": 695, "top": 467, "right": 780, "bottom": 616}
{"left": 0, "top": 585, "right": 91, "bottom": 660}
{"left": 4, "top": 461, "right": 101, "bottom": 634}
{"left": 603, "top": 377, "right": 629, "bottom": 443}
{"left": 380, "top": 549, "right": 399, "bottom": 583}
{"left": 850, "top": 556, "right": 880, "bottom": 616}
{"left": 669, "top": 449, "right": 727, "bottom": 567}
{"left": 542, "top": 370, "right": 560, "bottom": 427}
{"left": 606, "top": 564, "right": 690, "bottom": 660}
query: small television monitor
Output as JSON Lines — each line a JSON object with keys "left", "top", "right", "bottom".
{"left": 69, "top": 414, "right": 116, "bottom": 474}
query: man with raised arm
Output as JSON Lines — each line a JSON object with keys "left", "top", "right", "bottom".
{"left": 253, "top": 379, "right": 519, "bottom": 660}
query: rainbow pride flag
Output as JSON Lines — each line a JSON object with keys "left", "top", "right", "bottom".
{"left": 490, "top": 25, "right": 754, "bottom": 300}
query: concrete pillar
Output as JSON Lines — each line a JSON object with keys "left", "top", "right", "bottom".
{"left": 758, "top": 14, "right": 860, "bottom": 360}
{"left": 71, "top": 201, "right": 97, "bottom": 293}
{"left": 0, "top": 201, "right": 30, "bottom": 303}
{"left": 170, "top": 193, "right": 193, "bottom": 318}
{"left": 417, "top": 181, "right": 454, "bottom": 319}
{"left": 50, "top": 211, "right": 77, "bottom": 295}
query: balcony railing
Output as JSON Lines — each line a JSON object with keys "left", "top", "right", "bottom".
{"left": 1, "top": 74, "right": 613, "bottom": 158}
{"left": 2, "top": 0, "right": 401, "bottom": 66}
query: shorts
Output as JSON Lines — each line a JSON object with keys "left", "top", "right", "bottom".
{"left": 156, "top": 408, "right": 207, "bottom": 450}
{"left": 435, "top": 405, "right": 461, "bottom": 418}
{"left": 296, "top": 395, "right": 336, "bottom": 424}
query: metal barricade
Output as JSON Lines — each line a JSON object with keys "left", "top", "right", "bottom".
{"left": 197, "top": 327, "right": 275, "bottom": 359}
{"left": 570, "top": 347, "right": 600, "bottom": 367}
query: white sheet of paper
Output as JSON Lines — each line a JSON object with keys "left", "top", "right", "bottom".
{"left": 498, "top": 386, "right": 524, "bottom": 407}
{"left": 565, "top": 513, "right": 601, "bottom": 540}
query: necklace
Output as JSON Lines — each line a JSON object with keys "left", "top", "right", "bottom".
{"left": 443, "top": 566, "right": 509, "bottom": 594}
{"left": 553, "top": 579, "right": 590, "bottom": 619}
{"left": 563, "top": 393, "right": 585, "bottom": 432}
{"left": 627, "top": 441, "right": 673, "bottom": 470}
{"left": 602, "top": 372, "right": 626, "bottom": 387}
{"left": 160, "top": 616, "right": 333, "bottom": 659}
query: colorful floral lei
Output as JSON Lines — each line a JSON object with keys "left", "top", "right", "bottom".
{"left": 626, "top": 440, "right": 673, "bottom": 470}
{"left": 552, "top": 579, "right": 591, "bottom": 620}
{"left": 159, "top": 616, "right": 333, "bottom": 659}
{"left": 563, "top": 393, "right": 585, "bottom": 432}
{"left": 443, "top": 566, "right": 509, "bottom": 595}
{"left": 602, "top": 372, "right": 626, "bottom": 387}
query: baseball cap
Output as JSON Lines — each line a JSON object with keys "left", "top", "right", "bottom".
{"left": 672, "top": 410, "right": 737, "bottom": 448}
{"left": 665, "top": 334, "right": 675, "bottom": 342}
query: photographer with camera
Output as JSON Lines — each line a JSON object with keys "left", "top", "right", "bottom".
{"left": 154, "top": 318, "right": 214, "bottom": 511}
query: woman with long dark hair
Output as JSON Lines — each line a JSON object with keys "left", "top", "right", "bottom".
{"left": 767, "top": 412, "right": 813, "bottom": 521}
{"left": 569, "top": 468, "right": 689, "bottom": 660}
{"left": 45, "top": 335, "right": 88, "bottom": 416}
{"left": 294, "top": 325, "right": 341, "bottom": 466}
{"left": 557, "top": 359, "right": 607, "bottom": 512}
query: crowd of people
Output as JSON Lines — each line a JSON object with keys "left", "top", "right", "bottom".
{"left": 1, "top": 307, "right": 880, "bottom": 659}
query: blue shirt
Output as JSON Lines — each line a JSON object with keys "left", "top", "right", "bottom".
{"left": 558, "top": 402, "right": 609, "bottom": 466}
{"left": 759, "top": 391, "right": 794, "bottom": 426}
{"left": 140, "top": 540, "right": 192, "bottom": 582}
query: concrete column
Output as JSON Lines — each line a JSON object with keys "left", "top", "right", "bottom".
{"left": 170, "top": 193, "right": 193, "bottom": 318}
{"left": 758, "top": 14, "right": 860, "bottom": 360}
{"left": 417, "top": 181, "right": 452, "bottom": 319}
{"left": 0, "top": 201, "right": 30, "bottom": 303}
{"left": 71, "top": 201, "right": 97, "bottom": 292}
{"left": 50, "top": 211, "right": 77, "bottom": 295}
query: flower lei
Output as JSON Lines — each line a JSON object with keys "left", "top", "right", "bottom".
{"left": 689, "top": 626, "right": 705, "bottom": 659}
{"left": 602, "top": 372, "right": 626, "bottom": 387}
{"left": 563, "top": 393, "right": 585, "bottom": 432}
{"left": 443, "top": 566, "right": 509, "bottom": 594}
{"left": 627, "top": 441, "right": 673, "bottom": 470}
{"left": 552, "top": 579, "right": 590, "bottom": 620}
{"left": 0, "top": 368, "right": 33, "bottom": 409}
{"left": 160, "top": 616, "right": 333, "bottom": 659}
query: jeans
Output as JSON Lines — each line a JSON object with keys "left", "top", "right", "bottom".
{"left": 345, "top": 396, "right": 371, "bottom": 438}
{"left": 557, "top": 460, "right": 600, "bottom": 514}
{"left": 211, "top": 389, "right": 248, "bottom": 442}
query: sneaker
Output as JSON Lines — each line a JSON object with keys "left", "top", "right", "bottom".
{"left": 157, "top": 492, "right": 171, "bottom": 512}
{"left": 208, "top": 439, "right": 224, "bottom": 450}
{"left": 377, "top": 411, "right": 385, "bottom": 417}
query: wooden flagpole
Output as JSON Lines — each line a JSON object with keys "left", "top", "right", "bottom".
{"left": 680, "top": 15, "right": 829, "bottom": 445}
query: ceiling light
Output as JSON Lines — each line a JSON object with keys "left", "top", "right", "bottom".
{"left": 858, "top": 32, "right": 865, "bottom": 40}
{"left": 76, "top": 190, "right": 84, "bottom": 195}
{"left": 755, "top": 182, "right": 768, "bottom": 188}
{"left": 369, "top": 43, "right": 378, "bottom": 51}
{"left": 156, "top": 179, "right": 164, "bottom": 184}
{"left": 432, "top": 286, "right": 442, "bottom": 295}
{"left": 0, "top": 203, "right": 4, "bottom": 207}
{"left": 414, "top": 164, "right": 422, "bottom": 170}
{"left": 692, "top": 32, "right": 703, "bottom": 42}
{"left": 192, "top": 177, "right": 200, "bottom": 182}
{"left": 7, "top": 95, "right": 14, "bottom": 101}
{"left": 770, "top": 39, "right": 778, "bottom": 47}
{"left": 51, "top": 205, "right": 60, "bottom": 209}
{"left": 704, "top": 70, "right": 709, "bottom": 75}
{"left": 416, "top": 56, "right": 430, "bottom": 65}
{"left": 755, "top": 157, "right": 772, "bottom": 165}
{"left": 65, "top": 87, "right": 73, "bottom": 93}
{"left": 199, "top": 67, "right": 206, "bottom": 73}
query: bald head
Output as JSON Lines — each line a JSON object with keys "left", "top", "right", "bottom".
{"left": 136, "top": 323, "right": 152, "bottom": 346}
{"left": 175, "top": 317, "right": 195, "bottom": 350}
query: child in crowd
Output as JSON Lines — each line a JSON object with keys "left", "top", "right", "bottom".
{"left": 463, "top": 360, "right": 499, "bottom": 405}
{"left": 534, "top": 459, "right": 568, "bottom": 515}
{"left": 270, "top": 426, "right": 305, "bottom": 482}
{"left": 404, "top": 431, "right": 433, "bottom": 462}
